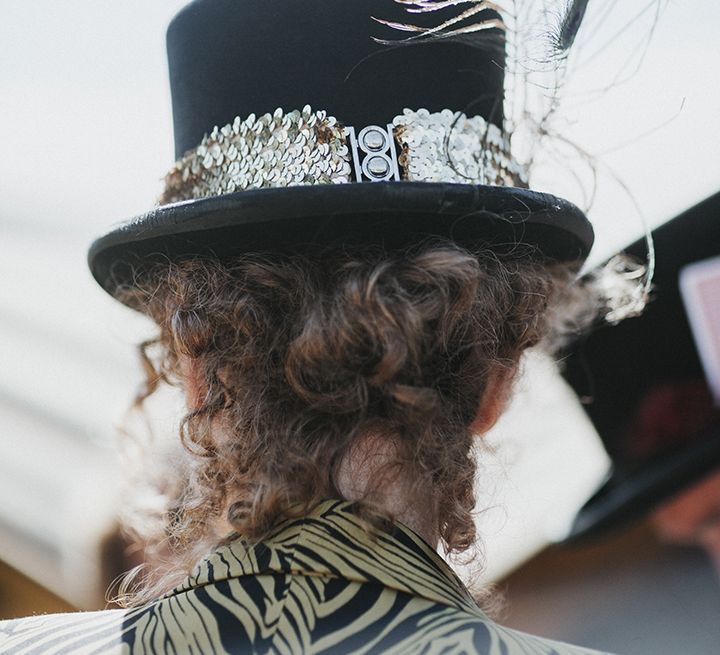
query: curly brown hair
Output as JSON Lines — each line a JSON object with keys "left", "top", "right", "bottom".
{"left": 117, "top": 240, "right": 589, "bottom": 604}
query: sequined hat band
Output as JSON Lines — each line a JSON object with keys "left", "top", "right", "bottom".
{"left": 160, "top": 107, "right": 528, "bottom": 205}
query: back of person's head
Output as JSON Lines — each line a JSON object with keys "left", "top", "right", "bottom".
{"left": 119, "top": 241, "right": 589, "bottom": 599}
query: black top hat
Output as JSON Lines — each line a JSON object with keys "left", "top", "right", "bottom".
{"left": 562, "top": 191, "right": 720, "bottom": 542}
{"left": 88, "top": 0, "right": 594, "bottom": 301}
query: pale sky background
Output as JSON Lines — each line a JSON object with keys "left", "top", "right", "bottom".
{"left": 0, "top": 0, "right": 719, "bottom": 605}
{"left": 1, "top": 1, "right": 718, "bottom": 249}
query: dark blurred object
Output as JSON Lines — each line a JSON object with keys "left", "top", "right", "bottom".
{"left": 563, "top": 191, "right": 720, "bottom": 541}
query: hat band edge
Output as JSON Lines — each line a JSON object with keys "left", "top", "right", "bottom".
{"left": 160, "top": 107, "right": 528, "bottom": 206}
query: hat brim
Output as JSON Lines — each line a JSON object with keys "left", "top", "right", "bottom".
{"left": 89, "top": 182, "right": 593, "bottom": 303}
{"left": 564, "top": 422, "right": 720, "bottom": 543}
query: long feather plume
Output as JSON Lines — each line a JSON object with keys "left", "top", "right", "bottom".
{"left": 373, "top": 0, "right": 669, "bottom": 322}
{"left": 372, "top": 0, "right": 597, "bottom": 155}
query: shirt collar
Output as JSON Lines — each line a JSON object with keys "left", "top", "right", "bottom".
{"left": 167, "top": 500, "right": 483, "bottom": 616}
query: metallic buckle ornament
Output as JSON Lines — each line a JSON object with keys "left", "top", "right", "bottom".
{"left": 344, "top": 125, "right": 401, "bottom": 183}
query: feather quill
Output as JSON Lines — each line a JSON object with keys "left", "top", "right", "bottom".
{"left": 554, "top": 0, "right": 591, "bottom": 54}
{"left": 394, "top": 0, "right": 502, "bottom": 12}
{"left": 372, "top": 1, "right": 505, "bottom": 45}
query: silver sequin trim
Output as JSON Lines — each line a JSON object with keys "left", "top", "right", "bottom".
{"left": 160, "top": 107, "right": 526, "bottom": 204}
{"left": 161, "top": 106, "right": 352, "bottom": 204}
{"left": 393, "top": 108, "right": 527, "bottom": 187}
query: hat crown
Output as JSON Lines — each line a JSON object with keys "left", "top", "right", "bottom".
{"left": 167, "top": 0, "right": 505, "bottom": 158}
{"left": 88, "top": 0, "right": 593, "bottom": 308}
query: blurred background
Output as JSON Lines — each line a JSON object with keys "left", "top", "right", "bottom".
{"left": 1, "top": 1, "right": 720, "bottom": 653}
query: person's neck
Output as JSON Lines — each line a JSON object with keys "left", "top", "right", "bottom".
{"left": 335, "top": 433, "right": 439, "bottom": 547}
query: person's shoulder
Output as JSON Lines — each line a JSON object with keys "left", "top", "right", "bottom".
{"left": 493, "top": 624, "right": 614, "bottom": 655}
{"left": 0, "top": 600, "right": 617, "bottom": 655}
{"left": 438, "top": 607, "right": 616, "bottom": 655}
{"left": 0, "top": 608, "right": 128, "bottom": 654}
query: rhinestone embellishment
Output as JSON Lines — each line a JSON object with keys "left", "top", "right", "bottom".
{"left": 160, "top": 107, "right": 526, "bottom": 204}
{"left": 367, "top": 156, "right": 390, "bottom": 177}
{"left": 362, "top": 128, "right": 387, "bottom": 151}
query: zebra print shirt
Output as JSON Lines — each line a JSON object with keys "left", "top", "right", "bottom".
{"left": 0, "top": 500, "right": 613, "bottom": 654}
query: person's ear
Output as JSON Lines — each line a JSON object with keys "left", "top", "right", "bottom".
{"left": 469, "top": 366, "right": 516, "bottom": 435}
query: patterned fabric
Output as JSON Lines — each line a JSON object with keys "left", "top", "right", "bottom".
{"left": 0, "top": 501, "right": 613, "bottom": 654}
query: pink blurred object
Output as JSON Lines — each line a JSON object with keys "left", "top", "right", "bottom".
{"left": 680, "top": 254, "right": 720, "bottom": 405}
